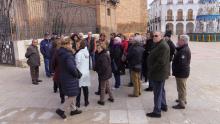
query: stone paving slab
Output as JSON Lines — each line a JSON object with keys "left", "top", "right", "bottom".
{"left": 0, "top": 42, "right": 220, "bottom": 124}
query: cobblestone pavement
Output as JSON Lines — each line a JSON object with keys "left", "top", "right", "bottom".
{"left": 0, "top": 42, "right": 220, "bottom": 124}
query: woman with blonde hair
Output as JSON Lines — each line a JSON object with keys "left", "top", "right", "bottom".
{"left": 56, "top": 38, "right": 82, "bottom": 119}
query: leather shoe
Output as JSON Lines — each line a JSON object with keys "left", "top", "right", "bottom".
{"left": 172, "top": 104, "right": 185, "bottom": 109}
{"left": 70, "top": 109, "right": 82, "bottom": 116}
{"left": 56, "top": 109, "right": 66, "bottom": 119}
{"left": 97, "top": 101, "right": 105, "bottom": 105}
{"left": 128, "top": 94, "right": 138, "bottom": 97}
{"left": 161, "top": 106, "right": 168, "bottom": 112}
{"left": 108, "top": 98, "right": 114, "bottom": 102}
{"left": 175, "top": 99, "right": 187, "bottom": 104}
{"left": 85, "top": 102, "right": 89, "bottom": 107}
{"left": 95, "top": 91, "right": 100, "bottom": 95}
{"left": 128, "top": 83, "right": 133, "bottom": 87}
{"left": 145, "top": 87, "right": 153, "bottom": 92}
{"left": 146, "top": 112, "right": 161, "bottom": 118}
{"left": 32, "top": 82, "right": 39, "bottom": 85}
{"left": 37, "top": 79, "right": 42, "bottom": 82}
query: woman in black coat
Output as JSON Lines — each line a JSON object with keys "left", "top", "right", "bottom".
{"left": 95, "top": 42, "right": 114, "bottom": 105}
{"left": 110, "top": 37, "right": 123, "bottom": 89}
{"left": 55, "top": 38, "right": 82, "bottom": 119}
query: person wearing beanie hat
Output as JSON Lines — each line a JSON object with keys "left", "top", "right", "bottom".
{"left": 164, "top": 31, "right": 176, "bottom": 76}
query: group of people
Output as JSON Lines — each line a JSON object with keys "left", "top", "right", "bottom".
{"left": 25, "top": 30, "right": 191, "bottom": 119}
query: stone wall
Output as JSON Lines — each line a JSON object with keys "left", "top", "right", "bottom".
{"left": 116, "top": 0, "right": 147, "bottom": 33}
{"left": 96, "top": 2, "right": 117, "bottom": 35}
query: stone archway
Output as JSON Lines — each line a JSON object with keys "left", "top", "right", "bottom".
{"left": 176, "top": 23, "right": 184, "bottom": 35}
{"left": 166, "top": 23, "right": 174, "bottom": 33}
{"left": 186, "top": 22, "right": 194, "bottom": 33}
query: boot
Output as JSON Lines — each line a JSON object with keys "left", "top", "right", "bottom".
{"left": 56, "top": 109, "right": 66, "bottom": 119}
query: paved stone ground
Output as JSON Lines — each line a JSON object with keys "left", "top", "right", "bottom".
{"left": 0, "top": 42, "right": 220, "bottom": 124}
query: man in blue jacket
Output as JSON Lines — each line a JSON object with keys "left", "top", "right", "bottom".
{"left": 40, "top": 32, "right": 52, "bottom": 77}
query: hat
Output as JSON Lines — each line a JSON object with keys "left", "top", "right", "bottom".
{"left": 44, "top": 32, "right": 50, "bottom": 36}
{"left": 114, "top": 37, "right": 122, "bottom": 44}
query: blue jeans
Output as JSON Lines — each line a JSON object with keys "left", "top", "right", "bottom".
{"left": 114, "top": 73, "right": 121, "bottom": 88}
{"left": 44, "top": 58, "right": 51, "bottom": 77}
{"left": 89, "top": 53, "right": 95, "bottom": 70}
{"left": 150, "top": 80, "right": 167, "bottom": 114}
{"left": 149, "top": 81, "right": 153, "bottom": 88}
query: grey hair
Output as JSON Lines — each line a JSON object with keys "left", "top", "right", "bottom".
{"left": 180, "top": 35, "right": 189, "bottom": 44}
{"left": 133, "top": 35, "right": 143, "bottom": 43}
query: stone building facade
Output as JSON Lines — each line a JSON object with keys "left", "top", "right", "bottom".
{"left": 2, "top": 0, "right": 147, "bottom": 41}
{"left": 148, "top": 0, "right": 199, "bottom": 35}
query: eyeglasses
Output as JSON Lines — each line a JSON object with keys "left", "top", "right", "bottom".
{"left": 153, "top": 35, "right": 158, "bottom": 37}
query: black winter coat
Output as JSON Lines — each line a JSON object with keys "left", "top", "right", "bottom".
{"left": 172, "top": 44, "right": 191, "bottom": 78}
{"left": 110, "top": 44, "right": 123, "bottom": 74}
{"left": 166, "top": 39, "right": 176, "bottom": 62}
{"left": 95, "top": 50, "right": 112, "bottom": 81}
{"left": 127, "top": 43, "right": 145, "bottom": 72}
{"left": 142, "top": 39, "right": 154, "bottom": 77}
{"left": 58, "top": 47, "right": 81, "bottom": 97}
{"left": 148, "top": 40, "right": 170, "bottom": 81}
{"left": 25, "top": 45, "right": 40, "bottom": 67}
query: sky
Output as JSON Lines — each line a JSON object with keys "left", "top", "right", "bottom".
{"left": 148, "top": 0, "right": 153, "bottom": 8}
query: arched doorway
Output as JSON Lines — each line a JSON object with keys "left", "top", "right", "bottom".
{"left": 176, "top": 23, "right": 184, "bottom": 35}
{"left": 186, "top": 22, "right": 194, "bottom": 33}
{"left": 166, "top": 23, "right": 174, "bottom": 33}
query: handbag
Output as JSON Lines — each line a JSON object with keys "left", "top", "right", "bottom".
{"left": 121, "top": 54, "right": 127, "bottom": 62}
{"left": 76, "top": 68, "right": 82, "bottom": 79}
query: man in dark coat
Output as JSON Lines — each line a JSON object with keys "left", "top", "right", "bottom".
{"left": 85, "top": 32, "right": 96, "bottom": 70}
{"left": 164, "top": 31, "right": 176, "bottom": 62}
{"left": 143, "top": 32, "right": 154, "bottom": 91}
{"left": 164, "top": 31, "right": 176, "bottom": 76}
{"left": 172, "top": 35, "right": 191, "bottom": 109}
{"left": 25, "top": 39, "right": 42, "bottom": 85}
{"left": 146, "top": 32, "right": 170, "bottom": 118}
{"left": 127, "top": 35, "right": 145, "bottom": 97}
{"left": 40, "top": 32, "right": 52, "bottom": 77}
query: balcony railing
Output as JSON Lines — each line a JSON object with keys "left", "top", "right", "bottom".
{"left": 166, "top": 16, "right": 174, "bottom": 21}
{"left": 177, "top": 1, "right": 183, "bottom": 4}
{"left": 176, "top": 16, "right": 184, "bottom": 21}
{"left": 186, "top": 17, "right": 194, "bottom": 21}
{"left": 154, "top": 17, "right": 161, "bottom": 23}
{"left": 167, "top": 2, "right": 173, "bottom": 4}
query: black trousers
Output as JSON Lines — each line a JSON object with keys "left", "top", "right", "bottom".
{"left": 76, "top": 86, "right": 89, "bottom": 107}
{"left": 54, "top": 81, "right": 65, "bottom": 101}
{"left": 30, "top": 66, "right": 39, "bottom": 82}
{"left": 97, "top": 78, "right": 101, "bottom": 93}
